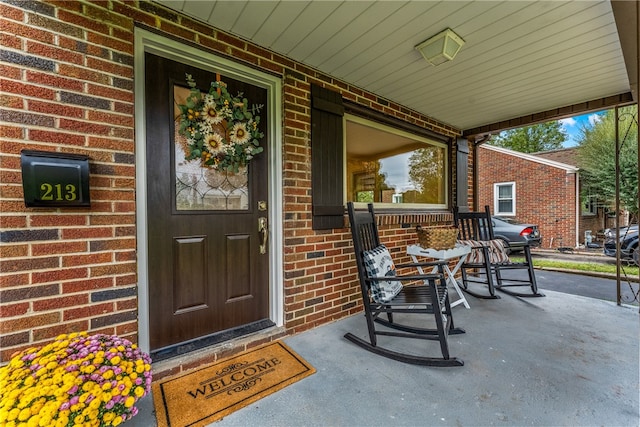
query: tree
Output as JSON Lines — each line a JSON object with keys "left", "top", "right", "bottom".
{"left": 407, "top": 147, "right": 445, "bottom": 203}
{"left": 576, "top": 106, "right": 638, "bottom": 219}
{"left": 489, "top": 121, "right": 567, "bottom": 153}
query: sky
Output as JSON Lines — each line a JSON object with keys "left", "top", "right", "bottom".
{"left": 558, "top": 112, "right": 604, "bottom": 148}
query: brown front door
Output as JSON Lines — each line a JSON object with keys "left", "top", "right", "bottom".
{"left": 144, "top": 53, "right": 270, "bottom": 355}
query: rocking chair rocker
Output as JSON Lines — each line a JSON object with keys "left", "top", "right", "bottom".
{"left": 453, "top": 206, "right": 544, "bottom": 298}
{"left": 345, "top": 202, "right": 464, "bottom": 367}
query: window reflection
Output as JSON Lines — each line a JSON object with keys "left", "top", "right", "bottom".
{"left": 346, "top": 117, "right": 447, "bottom": 207}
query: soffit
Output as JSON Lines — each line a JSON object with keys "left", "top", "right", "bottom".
{"left": 154, "top": 1, "right": 636, "bottom": 133}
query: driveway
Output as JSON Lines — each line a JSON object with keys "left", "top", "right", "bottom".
{"left": 501, "top": 268, "right": 639, "bottom": 306}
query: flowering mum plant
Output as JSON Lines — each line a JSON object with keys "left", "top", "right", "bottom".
{"left": 0, "top": 332, "right": 152, "bottom": 427}
{"left": 177, "top": 74, "right": 264, "bottom": 173}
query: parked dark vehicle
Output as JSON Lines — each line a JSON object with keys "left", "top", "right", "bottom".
{"left": 603, "top": 224, "right": 639, "bottom": 265}
{"left": 491, "top": 216, "right": 542, "bottom": 251}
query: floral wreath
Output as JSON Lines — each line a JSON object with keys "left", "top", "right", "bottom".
{"left": 177, "top": 74, "right": 264, "bottom": 173}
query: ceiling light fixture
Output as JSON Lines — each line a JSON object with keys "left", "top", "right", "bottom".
{"left": 415, "top": 28, "right": 465, "bottom": 66}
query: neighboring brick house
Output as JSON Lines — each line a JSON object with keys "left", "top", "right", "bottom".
{"left": 477, "top": 144, "right": 623, "bottom": 248}
{"left": 0, "top": 0, "right": 471, "bottom": 377}
{"left": 477, "top": 144, "right": 580, "bottom": 249}
{"left": 534, "top": 147, "right": 616, "bottom": 242}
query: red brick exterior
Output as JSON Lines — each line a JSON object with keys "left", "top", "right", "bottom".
{"left": 0, "top": 0, "right": 463, "bottom": 366}
{"left": 477, "top": 145, "right": 577, "bottom": 248}
{"left": 536, "top": 147, "right": 615, "bottom": 242}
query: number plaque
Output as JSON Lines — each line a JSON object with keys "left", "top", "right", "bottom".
{"left": 21, "top": 150, "right": 90, "bottom": 207}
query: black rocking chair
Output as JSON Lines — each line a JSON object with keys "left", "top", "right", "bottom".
{"left": 453, "top": 206, "right": 544, "bottom": 298}
{"left": 345, "top": 202, "right": 464, "bottom": 367}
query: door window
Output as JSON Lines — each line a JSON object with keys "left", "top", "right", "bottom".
{"left": 173, "top": 85, "right": 249, "bottom": 211}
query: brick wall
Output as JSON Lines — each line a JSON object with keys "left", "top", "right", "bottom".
{"left": 0, "top": 0, "right": 461, "bottom": 362}
{"left": 477, "top": 145, "right": 577, "bottom": 248}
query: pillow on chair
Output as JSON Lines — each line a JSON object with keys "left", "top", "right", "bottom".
{"left": 458, "top": 239, "right": 510, "bottom": 264}
{"left": 362, "top": 245, "right": 403, "bottom": 303}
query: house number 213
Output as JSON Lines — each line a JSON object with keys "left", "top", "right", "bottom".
{"left": 40, "top": 183, "right": 78, "bottom": 201}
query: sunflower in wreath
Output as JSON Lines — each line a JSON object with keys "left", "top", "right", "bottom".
{"left": 177, "top": 73, "right": 264, "bottom": 173}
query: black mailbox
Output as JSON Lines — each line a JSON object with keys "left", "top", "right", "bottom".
{"left": 21, "top": 150, "right": 90, "bottom": 207}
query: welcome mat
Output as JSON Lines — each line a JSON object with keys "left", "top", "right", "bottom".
{"left": 152, "top": 341, "right": 315, "bottom": 427}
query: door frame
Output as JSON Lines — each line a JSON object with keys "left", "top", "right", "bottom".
{"left": 133, "top": 28, "right": 284, "bottom": 353}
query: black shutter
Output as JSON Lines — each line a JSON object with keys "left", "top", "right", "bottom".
{"left": 311, "top": 84, "right": 345, "bottom": 230}
{"left": 456, "top": 137, "right": 469, "bottom": 212}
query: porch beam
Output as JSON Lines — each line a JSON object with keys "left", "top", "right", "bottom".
{"left": 462, "top": 92, "right": 634, "bottom": 138}
{"left": 611, "top": 0, "right": 639, "bottom": 103}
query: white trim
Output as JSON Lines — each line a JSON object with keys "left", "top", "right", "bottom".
{"left": 493, "top": 181, "right": 516, "bottom": 216}
{"left": 480, "top": 144, "right": 579, "bottom": 173}
{"left": 134, "top": 28, "right": 283, "bottom": 353}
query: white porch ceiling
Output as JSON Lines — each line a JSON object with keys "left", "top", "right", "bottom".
{"left": 154, "top": 1, "right": 637, "bottom": 133}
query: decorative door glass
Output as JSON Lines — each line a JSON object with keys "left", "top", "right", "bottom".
{"left": 173, "top": 85, "right": 249, "bottom": 211}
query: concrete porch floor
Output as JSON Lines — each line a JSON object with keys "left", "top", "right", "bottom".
{"left": 131, "top": 288, "right": 639, "bottom": 426}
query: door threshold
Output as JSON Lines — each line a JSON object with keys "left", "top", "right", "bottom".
{"left": 150, "top": 321, "right": 286, "bottom": 380}
{"left": 151, "top": 320, "right": 276, "bottom": 363}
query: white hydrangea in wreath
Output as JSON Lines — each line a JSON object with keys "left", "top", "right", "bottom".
{"left": 177, "top": 74, "right": 264, "bottom": 173}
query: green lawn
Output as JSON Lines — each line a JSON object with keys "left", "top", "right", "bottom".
{"left": 511, "top": 257, "right": 640, "bottom": 276}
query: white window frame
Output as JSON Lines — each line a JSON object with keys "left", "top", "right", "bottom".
{"left": 494, "top": 182, "right": 516, "bottom": 216}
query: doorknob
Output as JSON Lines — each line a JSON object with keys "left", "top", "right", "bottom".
{"left": 258, "top": 217, "right": 268, "bottom": 255}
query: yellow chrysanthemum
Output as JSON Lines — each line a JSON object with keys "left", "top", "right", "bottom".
{"left": 38, "top": 414, "right": 52, "bottom": 426}
{"left": 8, "top": 408, "right": 20, "bottom": 421}
{"left": 134, "top": 386, "right": 146, "bottom": 397}
{"left": 82, "top": 382, "right": 95, "bottom": 392}
{"left": 124, "top": 396, "right": 135, "bottom": 408}
{"left": 26, "top": 414, "right": 40, "bottom": 427}
{"left": 89, "top": 398, "right": 101, "bottom": 411}
{"left": 18, "top": 408, "right": 31, "bottom": 421}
